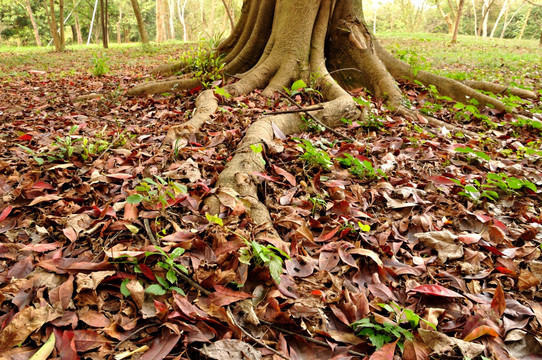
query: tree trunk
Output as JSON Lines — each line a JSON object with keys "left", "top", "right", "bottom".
{"left": 478, "top": 0, "right": 495, "bottom": 37}
{"left": 221, "top": 0, "right": 235, "bottom": 31}
{"left": 156, "top": 0, "right": 166, "bottom": 42}
{"left": 25, "top": 0, "right": 42, "bottom": 46}
{"left": 59, "top": 0, "right": 65, "bottom": 50}
{"left": 73, "top": 0, "right": 83, "bottom": 44}
{"left": 100, "top": 0, "right": 108, "bottom": 48}
{"left": 176, "top": 0, "right": 188, "bottom": 42}
{"left": 500, "top": 3, "right": 524, "bottom": 39}
{"left": 48, "top": 0, "right": 61, "bottom": 51}
{"left": 471, "top": 0, "right": 478, "bottom": 35}
{"left": 490, "top": 0, "right": 509, "bottom": 38}
{"left": 117, "top": 5, "right": 123, "bottom": 44}
{"left": 435, "top": 0, "right": 455, "bottom": 34}
{"left": 129, "top": 0, "right": 149, "bottom": 44}
{"left": 539, "top": 28, "right": 542, "bottom": 47}
{"left": 451, "top": 0, "right": 465, "bottom": 43}
{"left": 517, "top": 4, "right": 532, "bottom": 40}
{"left": 168, "top": 0, "right": 176, "bottom": 40}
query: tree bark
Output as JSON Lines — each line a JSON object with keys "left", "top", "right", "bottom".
{"left": 451, "top": 0, "right": 465, "bottom": 43}
{"left": 59, "top": 0, "right": 65, "bottom": 50}
{"left": 117, "top": 4, "right": 123, "bottom": 44}
{"left": 176, "top": 0, "right": 188, "bottom": 41}
{"left": 156, "top": 0, "right": 166, "bottom": 42}
{"left": 517, "top": 4, "right": 532, "bottom": 40}
{"left": 48, "top": 0, "right": 61, "bottom": 51}
{"left": 435, "top": 0, "right": 455, "bottom": 34}
{"left": 73, "top": 0, "right": 83, "bottom": 44}
{"left": 168, "top": 0, "right": 176, "bottom": 39}
{"left": 471, "top": 0, "right": 478, "bottom": 35}
{"left": 129, "top": 0, "right": 149, "bottom": 44}
{"left": 221, "top": 0, "right": 235, "bottom": 31}
{"left": 490, "top": 0, "right": 509, "bottom": 37}
{"left": 25, "top": 0, "right": 42, "bottom": 46}
{"left": 100, "top": 0, "right": 109, "bottom": 48}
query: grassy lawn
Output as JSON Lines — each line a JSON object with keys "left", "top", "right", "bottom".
{"left": 378, "top": 32, "right": 542, "bottom": 89}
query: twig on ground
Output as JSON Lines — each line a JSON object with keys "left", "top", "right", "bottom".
{"left": 259, "top": 319, "right": 367, "bottom": 358}
{"left": 113, "top": 323, "right": 158, "bottom": 351}
{"left": 173, "top": 267, "right": 212, "bottom": 296}
{"left": 143, "top": 219, "right": 159, "bottom": 246}
{"left": 263, "top": 105, "right": 325, "bottom": 115}
{"left": 278, "top": 91, "right": 359, "bottom": 144}
{"left": 226, "top": 307, "right": 289, "bottom": 360}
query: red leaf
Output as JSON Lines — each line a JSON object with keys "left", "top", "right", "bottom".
{"left": 458, "top": 233, "right": 481, "bottom": 244}
{"left": 429, "top": 176, "right": 457, "bottom": 186}
{"left": 463, "top": 325, "right": 499, "bottom": 342}
{"left": 54, "top": 329, "right": 79, "bottom": 360}
{"left": 139, "top": 263, "right": 156, "bottom": 281}
{"left": 17, "top": 134, "right": 32, "bottom": 141}
{"left": 0, "top": 205, "right": 13, "bottom": 222}
{"left": 32, "top": 181, "right": 55, "bottom": 190}
{"left": 491, "top": 282, "right": 506, "bottom": 317}
{"left": 272, "top": 165, "right": 296, "bottom": 186}
{"left": 410, "top": 284, "right": 463, "bottom": 298}
{"left": 369, "top": 340, "right": 397, "bottom": 360}
{"left": 73, "top": 330, "right": 110, "bottom": 352}
{"left": 494, "top": 266, "right": 516, "bottom": 275}
{"left": 403, "top": 339, "right": 431, "bottom": 360}
{"left": 140, "top": 328, "right": 181, "bottom": 360}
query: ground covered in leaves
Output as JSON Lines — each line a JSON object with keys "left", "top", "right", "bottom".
{"left": 1, "top": 39, "right": 542, "bottom": 360}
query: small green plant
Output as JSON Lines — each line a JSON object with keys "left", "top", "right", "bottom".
{"left": 485, "top": 173, "right": 536, "bottom": 193}
{"left": 179, "top": 45, "right": 225, "bottom": 88}
{"left": 359, "top": 113, "right": 384, "bottom": 131}
{"left": 351, "top": 302, "right": 435, "bottom": 350}
{"left": 52, "top": 124, "right": 81, "bottom": 159}
{"left": 511, "top": 117, "right": 542, "bottom": 131}
{"left": 144, "top": 246, "right": 188, "bottom": 296}
{"left": 308, "top": 195, "right": 326, "bottom": 215}
{"left": 454, "top": 145, "right": 491, "bottom": 162}
{"left": 206, "top": 213, "right": 289, "bottom": 283}
{"left": 451, "top": 178, "right": 499, "bottom": 203}
{"left": 90, "top": 52, "right": 109, "bottom": 76}
{"left": 297, "top": 139, "right": 333, "bottom": 170}
{"left": 337, "top": 153, "right": 386, "bottom": 180}
{"left": 284, "top": 79, "right": 322, "bottom": 98}
{"left": 451, "top": 173, "right": 536, "bottom": 203}
{"left": 127, "top": 175, "right": 187, "bottom": 209}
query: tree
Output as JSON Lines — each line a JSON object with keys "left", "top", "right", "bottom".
{"left": 130, "top": 0, "right": 149, "bottom": 44}
{"left": 46, "top": 0, "right": 62, "bottom": 51}
{"left": 14, "top": 0, "right": 42, "bottom": 46}
{"left": 100, "top": 0, "right": 108, "bottom": 48}
{"left": 127, "top": 0, "right": 537, "bottom": 237}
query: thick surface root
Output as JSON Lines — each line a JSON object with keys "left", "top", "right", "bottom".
{"left": 163, "top": 89, "right": 218, "bottom": 146}
{"left": 205, "top": 95, "right": 361, "bottom": 241}
{"left": 462, "top": 80, "right": 538, "bottom": 100}
{"left": 126, "top": 77, "right": 200, "bottom": 96}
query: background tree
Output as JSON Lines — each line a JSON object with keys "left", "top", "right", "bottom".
{"left": 130, "top": 0, "right": 149, "bottom": 43}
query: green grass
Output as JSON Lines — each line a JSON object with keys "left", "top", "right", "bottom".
{"left": 378, "top": 32, "right": 542, "bottom": 89}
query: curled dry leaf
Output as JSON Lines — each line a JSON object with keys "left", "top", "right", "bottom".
{"left": 414, "top": 230, "right": 463, "bottom": 263}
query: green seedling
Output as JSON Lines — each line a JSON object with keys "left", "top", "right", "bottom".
{"left": 297, "top": 139, "right": 333, "bottom": 170}
{"left": 90, "top": 52, "right": 109, "bottom": 76}
{"left": 127, "top": 175, "right": 187, "bottom": 210}
{"left": 144, "top": 246, "right": 188, "bottom": 296}
{"left": 206, "top": 213, "right": 289, "bottom": 283}
{"left": 454, "top": 145, "right": 491, "bottom": 162}
{"left": 337, "top": 153, "right": 386, "bottom": 180}
{"left": 179, "top": 45, "right": 225, "bottom": 88}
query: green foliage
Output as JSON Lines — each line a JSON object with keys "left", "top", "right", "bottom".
{"left": 454, "top": 146, "right": 491, "bottom": 162}
{"left": 179, "top": 44, "right": 225, "bottom": 88}
{"left": 127, "top": 175, "right": 187, "bottom": 209}
{"left": 206, "top": 213, "right": 289, "bottom": 284}
{"left": 144, "top": 246, "right": 188, "bottom": 296}
{"left": 511, "top": 117, "right": 542, "bottom": 131}
{"left": 297, "top": 139, "right": 333, "bottom": 170}
{"left": 359, "top": 113, "right": 384, "bottom": 131}
{"left": 308, "top": 195, "right": 326, "bottom": 215}
{"left": 351, "top": 302, "right": 435, "bottom": 349}
{"left": 451, "top": 172, "right": 536, "bottom": 203}
{"left": 337, "top": 153, "right": 386, "bottom": 180}
{"left": 90, "top": 52, "right": 109, "bottom": 76}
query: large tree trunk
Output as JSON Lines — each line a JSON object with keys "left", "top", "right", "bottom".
{"left": 156, "top": 0, "right": 166, "bottom": 42}
{"left": 129, "top": 0, "right": 149, "bottom": 44}
{"left": 25, "top": 0, "right": 42, "bottom": 46}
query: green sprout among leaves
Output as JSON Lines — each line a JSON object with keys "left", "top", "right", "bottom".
{"left": 206, "top": 213, "right": 289, "bottom": 284}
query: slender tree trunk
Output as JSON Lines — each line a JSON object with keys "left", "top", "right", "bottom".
{"left": 471, "top": 0, "right": 478, "bottom": 35}
{"left": 25, "top": 0, "right": 42, "bottom": 46}
{"left": 176, "top": 0, "right": 188, "bottom": 42}
{"left": 59, "top": 0, "right": 65, "bottom": 50}
{"left": 435, "top": 0, "right": 455, "bottom": 34}
{"left": 490, "top": 0, "right": 509, "bottom": 37}
{"left": 539, "top": 28, "right": 542, "bottom": 47}
{"left": 479, "top": 0, "right": 495, "bottom": 37}
{"left": 517, "top": 4, "right": 532, "bottom": 40}
{"left": 209, "top": 0, "right": 215, "bottom": 37}
{"left": 73, "top": 0, "right": 83, "bottom": 44}
{"left": 100, "top": 0, "right": 108, "bottom": 48}
{"left": 48, "top": 0, "right": 61, "bottom": 51}
{"left": 221, "top": 0, "right": 235, "bottom": 31}
{"left": 451, "top": 0, "right": 465, "bottom": 43}
{"left": 129, "top": 0, "right": 149, "bottom": 44}
{"left": 117, "top": 5, "right": 122, "bottom": 43}
{"left": 500, "top": 3, "right": 523, "bottom": 39}
{"left": 168, "top": 0, "right": 176, "bottom": 39}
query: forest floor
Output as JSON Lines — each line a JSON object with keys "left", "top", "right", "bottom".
{"left": 0, "top": 34, "right": 541, "bottom": 360}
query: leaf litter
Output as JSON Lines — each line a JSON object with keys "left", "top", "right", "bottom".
{"left": 0, "top": 44, "right": 541, "bottom": 359}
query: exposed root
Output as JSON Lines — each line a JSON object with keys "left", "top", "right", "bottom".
{"left": 205, "top": 95, "right": 361, "bottom": 242}
{"left": 163, "top": 89, "right": 218, "bottom": 147}
{"left": 462, "top": 80, "right": 538, "bottom": 100}
{"left": 126, "top": 77, "right": 200, "bottom": 96}
{"left": 150, "top": 63, "right": 185, "bottom": 77}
